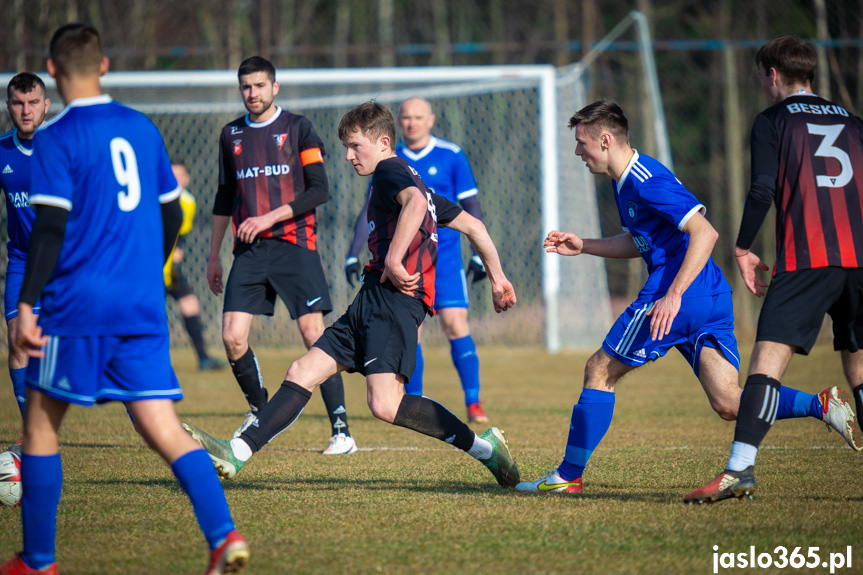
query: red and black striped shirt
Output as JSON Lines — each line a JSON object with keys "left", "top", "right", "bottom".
{"left": 365, "top": 156, "right": 461, "bottom": 313}
{"left": 216, "top": 107, "right": 326, "bottom": 250}
{"left": 742, "top": 93, "right": 863, "bottom": 273}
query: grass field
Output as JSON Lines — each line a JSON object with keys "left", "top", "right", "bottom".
{"left": 0, "top": 343, "right": 861, "bottom": 575}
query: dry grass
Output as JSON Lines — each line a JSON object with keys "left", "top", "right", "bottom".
{"left": 0, "top": 343, "right": 861, "bottom": 574}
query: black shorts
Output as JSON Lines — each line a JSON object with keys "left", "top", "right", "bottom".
{"left": 224, "top": 238, "right": 333, "bottom": 319}
{"left": 757, "top": 267, "right": 863, "bottom": 355}
{"left": 166, "top": 268, "right": 194, "bottom": 300}
{"left": 314, "top": 271, "right": 427, "bottom": 379}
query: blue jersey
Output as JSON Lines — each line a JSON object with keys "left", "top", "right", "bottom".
{"left": 397, "top": 137, "right": 478, "bottom": 274}
{"left": 30, "top": 95, "right": 180, "bottom": 336}
{"left": 613, "top": 151, "right": 730, "bottom": 302}
{"left": 0, "top": 130, "right": 36, "bottom": 261}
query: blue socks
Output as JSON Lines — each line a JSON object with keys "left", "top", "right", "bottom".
{"left": 450, "top": 335, "right": 481, "bottom": 406}
{"left": 769, "top": 386, "right": 822, "bottom": 420}
{"left": 10, "top": 367, "right": 26, "bottom": 416}
{"left": 404, "top": 344, "right": 424, "bottom": 396}
{"left": 171, "top": 449, "right": 235, "bottom": 550}
{"left": 21, "top": 453, "right": 63, "bottom": 570}
{"left": 558, "top": 388, "right": 615, "bottom": 480}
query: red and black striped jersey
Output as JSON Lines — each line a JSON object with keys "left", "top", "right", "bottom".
{"left": 365, "top": 156, "right": 462, "bottom": 313}
{"left": 217, "top": 107, "right": 325, "bottom": 250}
{"left": 752, "top": 93, "right": 863, "bottom": 273}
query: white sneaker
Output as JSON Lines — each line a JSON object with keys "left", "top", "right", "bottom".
{"left": 231, "top": 411, "right": 258, "bottom": 440}
{"left": 322, "top": 433, "right": 358, "bottom": 455}
{"left": 515, "top": 468, "right": 582, "bottom": 493}
{"left": 819, "top": 387, "right": 862, "bottom": 450}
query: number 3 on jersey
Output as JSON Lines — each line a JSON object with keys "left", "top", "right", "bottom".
{"left": 111, "top": 137, "right": 141, "bottom": 211}
{"left": 807, "top": 123, "right": 854, "bottom": 188}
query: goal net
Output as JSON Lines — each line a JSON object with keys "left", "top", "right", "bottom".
{"left": 0, "top": 11, "right": 667, "bottom": 352}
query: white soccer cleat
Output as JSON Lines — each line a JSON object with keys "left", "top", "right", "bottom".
{"left": 819, "top": 386, "right": 862, "bottom": 450}
{"left": 231, "top": 411, "right": 258, "bottom": 440}
{"left": 322, "top": 433, "right": 358, "bottom": 455}
{"left": 515, "top": 467, "right": 582, "bottom": 493}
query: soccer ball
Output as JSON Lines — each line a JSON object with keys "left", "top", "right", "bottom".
{"left": 0, "top": 450, "right": 22, "bottom": 507}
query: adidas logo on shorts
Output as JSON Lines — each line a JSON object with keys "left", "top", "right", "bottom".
{"left": 634, "top": 348, "right": 647, "bottom": 358}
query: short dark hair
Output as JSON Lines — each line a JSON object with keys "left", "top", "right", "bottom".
{"left": 237, "top": 56, "right": 276, "bottom": 82}
{"left": 755, "top": 34, "right": 816, "bottom": 86}
{"left": 338, "top": 102, "right": 396, "bottom": 147}
{"left": 49, "top": 23, "right": 103, "bottom": 77}
{"left": 7, "top": 72, "right": 46, "bottom": 100}
{"left": 568, "top": 99, "right": 629, "bottom": 143}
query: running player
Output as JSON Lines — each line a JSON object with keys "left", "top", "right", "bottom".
{"left": 685, "top": 34, "right": 863, "bottom": 504}
{"left": 516, "top": 99, "right": 857, "bottom": 495}
{"left": 183, "top": 102, "right": 520, "bottom": 488}
{"left": 346, "top": 97, "right": 490, "bottom": 423}
{"left": 208, "top": 56, "right": 356, "bottom": 455}
{"left": 1, "top": 23, "right": 248, "bottom": 575}
{"left": 165, "top": 160, "right": 225, "bottom": 371}
{"left": 0, "top": 72, "right": 50, "bottom": 420}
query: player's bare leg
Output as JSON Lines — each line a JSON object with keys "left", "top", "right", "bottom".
{"left": 697, "top": 347, "right": 741, "bottom": 421}
{"left": 7, "top": 317, "right": 29, "bottom": 420}
{"left": 222, "top": 311, "right": 267, "bottom": 437}
{"left": 296, "top": 313, "right": 356, "bottom": 454}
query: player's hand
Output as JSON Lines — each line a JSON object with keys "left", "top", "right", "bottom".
{"left": 381, "top": 261, "right": 420, "bottom": 296}
{"left": 345, "top": 256, "right": 361, "bottom": 287}
{"left": 544, "top": 230, "right": 584, "bottom": 256}
{"left": 172, "top": 246, "right": 184, "bottom": 264}
{"left": 207, "top": 258, "right": 224, "bottom": 295}
{"left": 467, "top": 254, "right": 487, "bottom": 283}
{"left": 646, "top": 292, "right": 681, "bottom": 341}
{"left": 16, "top": 304, "right": 48, "bottom": 358}
{"left": 491, "top": 278, "right": 517, "bottom": 313}
{"left": 236, "top": 214, "right": 273, "bottom": 244}
{"left": 735, "top": 249, "right": 769, "bottom": 297}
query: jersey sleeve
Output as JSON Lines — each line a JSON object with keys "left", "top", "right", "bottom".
{"left": 30, "top": 127, "right": 74, "bottom": 211}
{"left": 433, "top": 192, "right": 463, "bottom": 227}
{"left": 453, "top": 149, "right": 479, "bottom": 201}
{"left": 214, "top": 128, "right": 236, "bottom": 216}
{"left": 155, "top": 136, "right": 181, "bottom": 204}
{"left": 297, "top": 117, "right": 326, "bottom": 165}
{"left": 639, "top": 176, "right": 705, "bottom": 231}
{"left": 372, "top": 160, "right": 417, "bottom": 212}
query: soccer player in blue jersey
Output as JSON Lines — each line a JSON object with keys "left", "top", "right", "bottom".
{"left": 515, "top": 100, "right": 857, "bottom": 495}
{"left": 346, "top": 97, "right": 490, "bottom": 423}
{"left": 1, "top": 24, "right": 248, "bottom": 575}
{"left": 0, "top": 73, "right": 50, "bottom": 421}
{"left": 183, "top": 102, "right": 520, "bottom": 488}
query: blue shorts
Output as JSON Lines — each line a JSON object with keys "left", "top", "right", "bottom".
{"left": 434, "top": 266, "right": 469, "bottom": 310}
{"left": 25, "top": 334, "right": 183, "bottom": 406}
{"left": 4, "top": 257, "right": 41, "bottom": 321}
{"left": 602, "top": 292, "right": 740, "bottom": 378}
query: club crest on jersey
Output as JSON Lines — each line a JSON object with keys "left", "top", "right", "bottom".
{"left": 428, "top": 166, "right": 438, "bottom": 176}
{"left": 273, "top": 133, "right": 288, "bottom": 150}
{"left": 233, "top": 140, "right": 242, "bottom": 156}
{"left": 626, "top": 201, "right": 637, "bottom": 220}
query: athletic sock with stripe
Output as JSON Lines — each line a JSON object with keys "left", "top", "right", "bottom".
{"left": 728, "top": 374, "right": 781, "bottom": 469}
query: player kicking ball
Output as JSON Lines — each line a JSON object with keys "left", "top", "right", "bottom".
{"left": 515, "top": 99, "right": 857, "bottom": 496}
{"left": 183, "top": 102, "right": 520, "bottom": 488}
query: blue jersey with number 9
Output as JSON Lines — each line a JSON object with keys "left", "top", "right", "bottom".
{"left": 29, "top": 95, "right": 180, "bottom": 335}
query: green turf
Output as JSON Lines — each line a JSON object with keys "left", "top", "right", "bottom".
{"left": 0, "top": 344, "right": 860, "bottom": 574}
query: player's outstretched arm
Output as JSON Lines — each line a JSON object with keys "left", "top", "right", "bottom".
{"left": 545, "top": 230, "right": 641, "bottom": 259}
{"left": 446, "top": 212, "right": 516, "bottom": 313}
{"left": 208, "top": 214, "right": 231, "bottom": 295}
{"left": 646, "top": 211, "right": 718, "bottom": 341}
